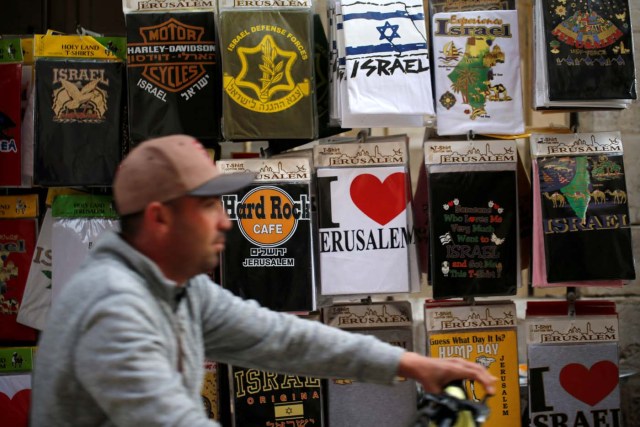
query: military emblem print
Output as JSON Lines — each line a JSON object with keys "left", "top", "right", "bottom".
{"left": 51, "top": 70, "right": 109, "bottom": 123}
{"left": 219, "top": 10, "right": 316, "bottom": 140}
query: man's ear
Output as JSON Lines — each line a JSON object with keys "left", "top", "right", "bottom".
{"left": 144, "top": 201, "right": 172, "bottom": 230}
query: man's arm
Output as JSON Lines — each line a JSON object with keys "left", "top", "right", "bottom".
{"left": 198, "top": 281, "right": 496, "bottom": 392}
{"left": 200, "top": 287, "right": 403, "bottom": 383}
{"left": 397, "top": 351, "right": 497, "bottom": 395}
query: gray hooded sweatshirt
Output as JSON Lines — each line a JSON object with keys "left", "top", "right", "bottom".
{"left": 31, "top": 231, "right": 404, "bottom": 426}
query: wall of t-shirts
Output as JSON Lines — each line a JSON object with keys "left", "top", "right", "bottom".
{"left": 0, "top": 0, "right": 637, "bottom": 425}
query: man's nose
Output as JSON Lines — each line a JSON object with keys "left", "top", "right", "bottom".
{"left": 219, "top": 209, "right": 233, "bottom": 230}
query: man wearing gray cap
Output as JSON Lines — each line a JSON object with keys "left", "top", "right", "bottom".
{"left": 31, "top": 135, "right": 495, "bottom": 427}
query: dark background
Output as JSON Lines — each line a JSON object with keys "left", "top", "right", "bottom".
{"left": 2, "top": 0, "right": 126, "bottom": 36}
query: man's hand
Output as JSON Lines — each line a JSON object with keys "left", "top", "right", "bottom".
{"left": 397, "top": 352, "right": 497, "bottom": 395}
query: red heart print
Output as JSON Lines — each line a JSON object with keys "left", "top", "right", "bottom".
{"left": 559, "top": 361, "right": 619, "bottom": 406}
{"left": 350, "top": 173, "right": 407, "bottom": 226}
{"left": 0, "top": 389, "right": 31, "bottom": 427}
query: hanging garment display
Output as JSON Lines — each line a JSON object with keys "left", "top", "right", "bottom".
{"left": 425, "top": 300, "right": 521, "bottom": 427}
{"left": 0, "top": 195, "right": 38, "bottom": 342}
{"left": 20, "top": 38, "right": 36, "bottom": 188}
{"left": 323, "top": 301, "right": 415, "bottom": 427}
{"left": 314, "top": 138, "right": 419, "bottom": 296}
{"left": 0, "top": 371, "right": 31, "bottom": 427}
{"left": 20, "top": 37, "right": 34, "bottom": 119}
{"left": 542, "top": 0, "right": 635, "bottom": 102}
{"left": 527, "top": 301, "right": 622, "bottom": 427}
{"left": 531, "top": 132, "right": 635, "bottom": 283}
{"left": 340, "top": 0, "right": 434, "bottom": 117}
{"left": 125, "top": 10, "right": 220, "bottom": 144}
{"left": 219, "top": 158, "right": 315, "bottom": 312}
{"left": 533, "top": 0, "right": 636, "bottom": 109}
{"left": 229, "top": 365, "right": 323, "bottom": 427}
{"left": 0, "top": 39, "right": 24, "bottom": 187}
{"left": 432, "top": 10, "right": 524, "bottom": 136}
{"left": 16, "top": 208, "right": 53, "bottom": 331}
{"left": 33, "top": 33, "right": 126, "bottom": 186}
{"left": 51, "top": 195, "right": 120, "bottom": 303}
{"left": 531, "top": 160, "right": 624, "bottom": 288}
{"left": 313, "top": 13, "right": 347, "bottom": 138}
{"left": 327, "top": 0, "right": 427, "bottom": 128}
{"left": 425, "top": 140, "right": 519, "bottom": 299}
{"left": 219, "top": 3, "right": 317, "bottom": 140}
{"left": 412, "top": 160, "right": 430, "bottom": 276}
{"left": 327, "top": 1, "right": 344, "bottom": 125}
{"left": 16, "top": 188, "right": 86, "bottom": 330}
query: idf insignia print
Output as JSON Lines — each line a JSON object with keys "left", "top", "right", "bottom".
{"left": 219, "top": 159, "right": 314, "bottom": 312}
{"left": 34, "top": 59, "right": 124, "bottom": 186}
{"left": 126, "top": 12, "right": 220, "bottom": 143}
{"left": 432, "top": 10, "right": 524, "bottom": 136}
{"left": 541, "top": 0, "right": 636, "bottom": 101}
{"left": 425, "top": 141, "right": 519, "bottom": 299}
{"left": 532, "top": 132, "right": 635, "bottom": 282}
{"left": 219, "top": 10, "right": 316, "bottom": 140}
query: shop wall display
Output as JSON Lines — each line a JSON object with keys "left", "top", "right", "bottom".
{"left": 0, "top": 0, "right": 639, "bottom": 423}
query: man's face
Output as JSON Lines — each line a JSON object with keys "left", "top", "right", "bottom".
{"left": 164, "top": 196, "right": 232, "bottom": 277}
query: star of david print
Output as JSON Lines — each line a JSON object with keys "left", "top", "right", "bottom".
{"left": 377, "top": 21, "right": 400, "bottom": 43}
